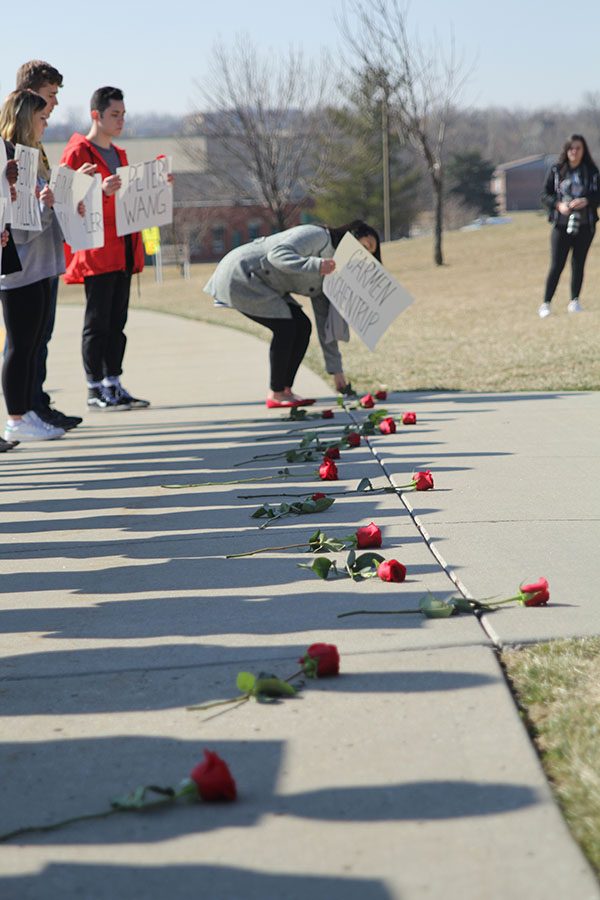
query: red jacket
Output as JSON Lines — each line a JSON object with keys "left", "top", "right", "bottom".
{"left": 59, "top": 133, "right": 144, "bottom": 283}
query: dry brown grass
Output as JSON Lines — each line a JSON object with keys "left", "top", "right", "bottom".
{"left": 503, "top": 639, "right": 600, "bottom": 876}
{"left": 59, "top": 212, "right": 600, "bottom": 391}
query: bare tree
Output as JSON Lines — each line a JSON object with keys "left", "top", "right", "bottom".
{"left": 186, "top": 37, "right": 335, "bottom": 231}
{"left": 341, "top": 0, "right": 470, "bottom": 265}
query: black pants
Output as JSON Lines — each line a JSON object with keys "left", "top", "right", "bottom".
{"left": 82, "top": 271, "right": 131, "bottom": 383}
{"left": 32, "top": 275, "right": 59, "bottom": 411}
{"left": 543, "top": 225, "right": 594, "bottom": 304}
{"left": 243, "top": 303, "right": 312, "bottom": 392}
{"left": 1, "top": 278, "right": 52, "bottom": 415}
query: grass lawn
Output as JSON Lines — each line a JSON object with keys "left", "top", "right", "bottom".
{"left": 58, "top": 211, "right": 600, "bottom": 874}
{"left": 59, "top": 211, "right": 600, "bottom": 393}
{"left": 502, "top": 639, "right": 600, "bottom": 876}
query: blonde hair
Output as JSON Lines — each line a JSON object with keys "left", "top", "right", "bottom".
{"left": 0, "top": 90, "right": 48, "bottom": 177}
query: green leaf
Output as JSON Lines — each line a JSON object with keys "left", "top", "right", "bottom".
{"left": 289, "top": 407, "right": 307, "bottom": 420}
{"left": 111, "top": 785, "right": 148, "bottom": 810}
{"left": 346, "top": 549, "right": 356, "bottom": 569}
{"left": 236, "top": 672, "right": 257, "bottom": 694}
{"left": 449, "top": 596, "right": 473, "bottom": 613}
{"left": 251, "top": 506, "right": 268, "bottom": 518}
{"left": 348, "top": 551, "right": 385, "bottom": 580}
{"left": 255, "top": 675, "right": 297, "bottom": 698}
{"left": 356, "top": 477, "right": 373, "bottom": 492}
{"left": 299, "top": 557, "right": 337, "bottom": 579}
{"left": 313, "top": 497, "right": 335, "bottom": 512}
{"left": 300, "top": 432, "right": 318, "bottom": 448}
{"left": 301, "top": 500, "right": 316, "bottom": 513}
{"left": 419, "top": 594, "right": 456, "bottom": 618}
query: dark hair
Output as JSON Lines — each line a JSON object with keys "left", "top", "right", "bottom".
{"left": 328, "top": 220, "right": 382, "bottom": 262}
{"left": 16, "top": 60, "right": 63, "bottom": 91}
{"left": 90, "top": 86, "right": 124, "bottom": 115}
{"left": 557, "top": 134, "right": 598, "bottom": 174}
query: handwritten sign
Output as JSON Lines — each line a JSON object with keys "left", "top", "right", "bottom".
{"left": 13, "top": 145, "right": 41, "bottom": 231}
{"left": 0, "top": 141, "right": 12, "bottom": 225}
{"left": 115, "top": 156, "right": 172, "bottom": 236}
{"left": 50, "top": 165, "right": 104, "bottom": 251}
{"left": 323, "top": 233, "right": 413, "bottom": 351}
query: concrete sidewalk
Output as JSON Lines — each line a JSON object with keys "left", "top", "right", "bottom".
{"left": 0, "top": 306, "right": 598, "bottom": 899}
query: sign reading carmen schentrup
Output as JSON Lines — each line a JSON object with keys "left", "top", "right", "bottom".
{"left": 323, "top": 233, "right": 413, "bottom": 351}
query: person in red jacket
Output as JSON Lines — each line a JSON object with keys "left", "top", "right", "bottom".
{"left": 60, "top": 86, "right": 149, "bottom": 409}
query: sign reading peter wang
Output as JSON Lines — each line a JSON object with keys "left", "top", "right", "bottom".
{"left": 115, "top": 156, "right": 172, "bottom": 237}
{"left": 323, "top": 233, "right": 413, "bottom": 351}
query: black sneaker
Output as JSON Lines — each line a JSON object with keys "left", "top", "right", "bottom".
{"left": 36, "top": 406, "right": 83, "bottom": 430}
{"left": 114, "top": 384, "right": 150, "bottom": 409}
{"left": 87, "top": 386, "right": 122, "bottom": 410}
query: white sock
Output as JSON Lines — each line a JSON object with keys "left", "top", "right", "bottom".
{"left": 102, "top": 376, "right": 120, "bottom": 387}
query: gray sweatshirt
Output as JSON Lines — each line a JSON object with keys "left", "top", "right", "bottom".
{"left": 0, "top": 176, "right": 65, "bottom": 291}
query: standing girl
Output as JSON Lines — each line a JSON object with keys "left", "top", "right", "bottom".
{"left": 0, "top": 90, "right": 66, "bottom": 441}
{"left": 539, "top": 134, "right": 600, "bottom": 318}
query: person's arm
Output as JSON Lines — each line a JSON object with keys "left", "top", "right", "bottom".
{"left": 266, "top": 229, "right": 332, "bottom": 275}
{"left": 541, "top": 166, "right": 559, "bottom": 213}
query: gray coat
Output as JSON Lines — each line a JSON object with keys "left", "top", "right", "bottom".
{"left": 204, "top": 224, "right": 348, "bottom": 373}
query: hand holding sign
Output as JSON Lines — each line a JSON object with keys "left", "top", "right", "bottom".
{"left": 323, "top": 233, "right": 413, "bottom": 351}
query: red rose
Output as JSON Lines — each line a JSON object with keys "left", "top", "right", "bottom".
{"left": 377, "top": 559, "right": 407, "bottom": 582}
{"left": 319, "top": 458, "right": 338, "bottom": 481}
{"left": 402, "top": 412, "right": 417, "bottom": 425}
{"left": 375, "top": 390, "right": 387, "bottom": 400}
{"left": 346, "top": 432, "right": 361, "bottom": 447}
{"left": 300, "top": 642, "right": 340, "bottom": 677}
{"left": 311, "top": 492, "right": 326, "bottom": 501}
{"left": 190, "top": 750, "right": 237, "bottom": 802}
{"left": 519, "top": 577, "right": 550, "bottom": 607}
{"left": 413, "top": 470, "right": 434, "bottom": 491}
{"left": 379, "top": 417, "right": 396, "bottom": 434}
{"left": 356, "top": 522, "right": 382, "bottom": 548}
{"left": 321, "top": 409, "right": 334, "bottom": 419}
{"left": 325, "top": 445, "right": 340, "bottom": 459}
{"left": 360, "top": 393, "right": 375, "bottom": 408}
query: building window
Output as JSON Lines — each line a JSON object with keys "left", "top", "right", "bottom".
{"left": 247, "top": 221, "right": 262, "bottom": 241}
{"left": 211, "top": 225, "right": 226, "bottom": 255}
{"left": 231, "top": 230, "right": 242, "bottom": 248}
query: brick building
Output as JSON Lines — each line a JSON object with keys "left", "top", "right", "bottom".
{"left": 44, "top": 135, "right": 313, "bottom": 262}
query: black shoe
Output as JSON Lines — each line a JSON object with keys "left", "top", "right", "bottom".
{"left": 36, "top": 406, "right": 83, "bottom": 430}
{"left": 0, "top": 437, "right": 18, "bottom": 452}
{"left": 114, "top": 384, "right": 150, "bottom": 409}
{"left": 87, "top": 386, "right": 123, "bottom": 410}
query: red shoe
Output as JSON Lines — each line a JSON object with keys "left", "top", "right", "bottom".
{"left": 293, "top": 398, "right": 316, "bottom": 406}
{"left": 265, "top": 398, "right": 303, "bottom": 409}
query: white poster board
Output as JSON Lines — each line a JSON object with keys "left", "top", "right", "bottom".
{"left": 50, "top": 165, "right": 104, "bottom": 251}
{"left": 13, "top": 144, "right": 41, "bottom": 231}
{"left": 323, "top": 233, "right": 413, "bottom": 351}
{"left": 0, "top": 141, "right": 12, "bottom": 225}
{"left": 0, "top": 197, "right": 6, "bottom": 273}
{"left": 115, "top": 155, "right": 172, "bottom": 236}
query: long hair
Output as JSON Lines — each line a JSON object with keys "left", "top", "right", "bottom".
{"left": 0, "top": 90, "right": 48, "bottom": 176}
{"left": 557, "top": 134, "right": 598, "bottom": 175}
{"left": 328, "top": 220, "right": 382, "bottom": 262}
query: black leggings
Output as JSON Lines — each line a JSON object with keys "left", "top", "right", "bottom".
{"left": 543, "top": 225, "right": 594, "bottom": 304}
{"left": 243, "top": 303, "right": 312, "bottom": 392}
{"left": 1, "top": 278, "right": 52, "bottom": 416}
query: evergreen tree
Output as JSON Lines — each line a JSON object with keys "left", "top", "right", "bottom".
{"left": 313, "top": 70, "right": 421, "bottom": 239}
{"left": 448, "top": 151, "right": 498, "bottom": 216}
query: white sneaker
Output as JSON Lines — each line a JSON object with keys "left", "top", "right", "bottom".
{"left": 538, "top": 302, "right": 552, "bottom": 318}
{"left": 4, "top": 411, "right": 65, "bottom": 442}
{"left": 567, "top": 298, "right": 583, "bottom": 313}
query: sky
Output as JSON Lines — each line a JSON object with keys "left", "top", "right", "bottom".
{"left": 2, "top": 0, "right": 599, "bottom": 122}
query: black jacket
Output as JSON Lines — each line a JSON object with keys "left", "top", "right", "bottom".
{"left": 1, "top": 140, "right": 22, "bottom": 276}
{"left": 541, "top": 162, "right": 600, "bottom": 229}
